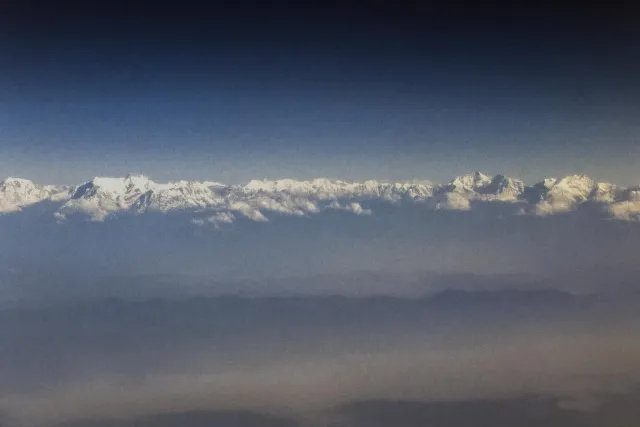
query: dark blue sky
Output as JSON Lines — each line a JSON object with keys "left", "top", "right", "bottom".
{"left": 1, "top": 1, "right": 639, "bottom": 184}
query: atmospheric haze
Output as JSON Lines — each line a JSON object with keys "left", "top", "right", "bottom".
{"left": 2, "top": 172, "right": 640, "bottom": 426}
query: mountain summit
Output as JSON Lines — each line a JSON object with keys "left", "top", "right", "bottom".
{"left": 1, "top": 173, "right": 639, "bottom": 223}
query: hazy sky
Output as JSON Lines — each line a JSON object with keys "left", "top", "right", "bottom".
{"left": 1, "top": 2, "right": 639, "bottom": 184}
{"left": 2, "top": 4, "right": 640, "bottom": 426}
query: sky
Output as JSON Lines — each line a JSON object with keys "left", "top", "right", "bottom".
{"left": 1, "top": 1, "right": 640, "bottom": 185}
{"left": 2, "top": 3, "right": 640, "bottom": 426}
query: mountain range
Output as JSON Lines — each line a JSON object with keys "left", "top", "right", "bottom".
{"left": 1, "top": 172, "right": 639, "bottom": 224}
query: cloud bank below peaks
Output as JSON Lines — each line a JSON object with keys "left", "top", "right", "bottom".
{"left": 1, "top": 172, "right": 640, "bottom": 225}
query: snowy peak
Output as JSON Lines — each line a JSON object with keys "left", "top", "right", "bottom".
{"left": 548, "top": 174, "right": 596, "bottom": 201}
{"left": 525, "top": 175, "right": 597, "bottom": 215}
{"left": 243, "top": 178, "right": 307, "bottom": 193}
{"left": 1, "top": 177, "right": 41, "bottom": 195}
{"left": 63, "top": 174, "right": 158, "bottom": 220}
{"left": 441, "top": 172, "right": 524, "bottom": 201}
{"left": 2, "top": 177, "right": 33, "bottom": 185}
{"left": 61, "top": 175, "right": 230, "bottom": 220}
{"left": 447, "top": 171, "right": 492, "bottom": 193}
{"left": 76, "top": 174, "right": 155, "bottom": 196}
{"left": 0, "top": 178, "right": 42, "bottom": 212}
{"left": 483, "top": 174, "right": 525, "bottom": 197}
{"left": 3, "top": 172, "right": 640, "bottom": 223}
{"left": 123, "top": 173, "right": 155, "bottom": 192}
{"left": 0, "top": 177, "right": 70, "bottom": 212}
{"left": 135, "top": 180, "right": 228, "bottom": 213}
{"left": 241, "top": 178, "right": 434, "bottom": 201}
{"left": 591, "top": 182, "right": 622, "bottom": 203}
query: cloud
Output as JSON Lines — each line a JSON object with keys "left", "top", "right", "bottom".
{"left": 328, "top": 201, "right": 371, "bottom": 215}
{"left": 3, "top": 197, "right": 640, "bottom": 304}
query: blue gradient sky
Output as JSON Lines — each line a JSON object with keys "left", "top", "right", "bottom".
{"left": 1, "top": 1, "right": 639, "bottom": 185}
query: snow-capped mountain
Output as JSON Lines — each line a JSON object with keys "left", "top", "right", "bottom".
{"left": 58, "top": 174, "right": 228, "bottom": 220}
{"left": 2, "top": 172, "right": 639, "bottom": 223}
{"left": 0, "top": 177, "right": 70, "bottom": 212}
{"left": 241, "top": 178, "right": 435, "bottom": 201}
{"left": 440, "top": 172, "right": 525, "bottom": 201}
{"left": 444, "top": 171, "right": 493, "bottom": 194}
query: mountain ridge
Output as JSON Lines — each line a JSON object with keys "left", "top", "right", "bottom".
{"left": 1, "top": 172, "right": 639, "bottom": 223}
